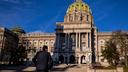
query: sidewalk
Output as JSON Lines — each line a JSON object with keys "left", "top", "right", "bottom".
{"left": 0, "top": 64, "right": 69, "bottom": 72}
{"left": 23, "top": 64, "right": 68, "bottom": 72}
{"left": 0, "top": 64, "right": 87, "bottom": 72}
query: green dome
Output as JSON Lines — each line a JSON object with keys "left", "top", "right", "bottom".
{"left": 67, "top": 1, "right": 92, "bottom": 13}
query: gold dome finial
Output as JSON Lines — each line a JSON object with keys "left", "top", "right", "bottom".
{"left": 75, "top": 0, "right": 82, "bottom": 2}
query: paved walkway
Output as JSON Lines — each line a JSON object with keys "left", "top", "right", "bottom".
{"left": 0, "top": 64, "right": 87, "bottom": 72}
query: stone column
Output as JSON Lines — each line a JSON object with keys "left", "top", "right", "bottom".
{"left": 37, "top": 40, "right": 39, "bottom": 51}
{"left": 77, "top": 55, "right": 81, "bottom": 64}
{"left": 73, "top": 13, "right": 75, "bottom": 21}
{"left": 67, "top": 14, "right": 69, "bottom": 22}
{"left": 88, "top": 32, "right": 91, "bottom": 48}
{"left": 87, "top": 32, "right": 89, "bottom": 48}
{"left": 67, "top": 33, "right": 70, "bottom": 49}
{"left": 65, "top": 34, "right": 67, "bottom": 49}
{"left": 79, "top": 33, "right": 81, "bottom": 49}
{"left": 90, "top": 33, "right": 92, "bottom": 49}
{"left": 1, "top": 35, "right": 3, "bottom": 50}
{"left": 65, "top": 34, "right": 66, "bottom": 47}
{"left": 2, "top": 37, "right": 6, "bottom": 50}
{"left": 76, "top": 33, "right": 78, "bottom": 48}
{"left": 1, "top": 36, "right": 5, "bottom": 58}
{"left": 57, "top": 33, "right": 60, "bottom": 50}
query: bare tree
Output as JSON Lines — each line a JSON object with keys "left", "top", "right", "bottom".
{"left": 112, "top": 30, "right": 128, "bottom": 67}
{"left": 102, "top": 30, "right": 128, "bottom": 67}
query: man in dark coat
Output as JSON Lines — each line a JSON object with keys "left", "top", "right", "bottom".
{"left": 33, "top": 45, "right": 53, "bottom": 72}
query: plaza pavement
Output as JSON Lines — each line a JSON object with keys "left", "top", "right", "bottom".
{"left": 0, "top": 64, "right": 87, "bottom": 72}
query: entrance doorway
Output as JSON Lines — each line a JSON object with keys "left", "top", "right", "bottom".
{"left": 59, "top": 55, "right": 64, "bottom": 63}
{"left": 69, "top": 55, "right": 75, "bottom": 64}
{"left": 81, "top": 55, "right": 86, "bottom": 64}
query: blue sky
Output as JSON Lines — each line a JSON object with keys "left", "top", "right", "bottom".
{"left": 0, "top": 0, "right": 128, "bottom": 33}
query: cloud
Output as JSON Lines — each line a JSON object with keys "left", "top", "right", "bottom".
{"left": 0, "top": 0, "right": 33, "bottom": 4}
{"left": 28, "top": 30, "right": 45, "bottom": 34}
{"left": 5, "top": 0, "right": 22, "bottom": 4}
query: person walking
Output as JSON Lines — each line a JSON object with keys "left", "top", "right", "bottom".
{"left": 32, "top": 45, "right": 53, "bottom": 72}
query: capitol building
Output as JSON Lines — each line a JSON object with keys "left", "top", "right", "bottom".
{"left": 53, "top": 0, "right": 127, "bottom": 66}
{"left": 12, "top": 0, "right": 128, "bottom": 66}
{"left": 20, "top": 0, "right": 112, "bottom": 65}
{"left": 0, "top": 0, "right": 128, "bottom": 66}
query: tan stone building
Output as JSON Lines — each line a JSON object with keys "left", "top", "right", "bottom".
{"left": 97, "top": 32, "right": 113, "bottom": 66}
{"left": 0, "top": 27, "right": 19, "bottom": 64}
{"left": 21, "top": 32, "right": 56, "bottom": 61}
{"left": 54, "top": 0, "right": 97, "bottom": 64}
{"left": 97, "top": 32, "right": 128, "bottom": 66}
{"left": 1, "top": 0, "right": 127, "bottom": 66}
{"left": 54, "top": 0, "right": 128, "bottom": 65}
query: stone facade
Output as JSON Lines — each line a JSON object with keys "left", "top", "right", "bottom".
{"left": 0, "top": 0, "right": 127, "bottom": 66}
{"left": 54, "top": 0, "right": 128, "bottom": 65}
{"left": 97, "top": 32, "right": 113, "bottom": 66}
{"left": 20, "top": 32, "right": 56, "bottom": 61}
{"left": 0, "top": 27, "right": 19, "bottom": 64}
{"left": 54, "top": 0, "right": 97, "bottom": 64}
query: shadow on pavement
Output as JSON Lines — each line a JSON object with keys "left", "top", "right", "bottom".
{"left": 51, "top": 64, "right": 80, "bottom": 71}
{"left": 0, "top": 64, "right": 35, "bottom": 72}
{"left": 0, "top": 64, "right": 82, "bottom": 72}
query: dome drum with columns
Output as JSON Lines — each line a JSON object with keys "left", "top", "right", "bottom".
{"left": 54, "top": 0, "right": 97, "bottom": 64}
{"left": 64, "top": 0, "right": 93, "bottom": 26}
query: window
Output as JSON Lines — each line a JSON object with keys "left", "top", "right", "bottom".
{"left": 99, "top": 40, "right": 105, "bottom": 45}
{"left": 40, "top": 42, "right": 42, "bottom": 44}
{"left": 46, "top": 42, "right": 48, "bottom": 44}
{"left": 101, "top": 41, "right": 103, "bottom": 43}
{"left": 34, "top": 42, "right": 37, "bottom": 44}
{"left": 101, "top": 46, "right": 104, "bottom": 49}
{"left": 82, "top": 42, "right": 86, "bottom": 47}
{"left": 101, "top": 47, "right": 104, "bottom": 52}
{"left": 51, "top": 47, "right": 54, "bottom": 52}
{"left": 40, "top": 47, "right": 42, "bottom": 51}
{"left": 101, "top": 59, "right": 104, "bottom": 62}
{"left": 29, "top": 42, "right": 31, "bottom": 44}
{"left": 83, "top": 35, "right": 85, "bottom": 38}
{"left": 80, "top": 15, "right": 83, "bottom": 21}
{"left": 24, "top": 42, "right": 26, "bottom": 44}
{"left": 51, "top": 41, "right": 54, "bottom": 45}
{"left": 29, "top": 47, "right": 31, "bottom": 49}
{"left": 82, "top": 42, "right": 86, "bottom": 44}
{"left": 87, "top": 15, "right": 89, "bottom": 21}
